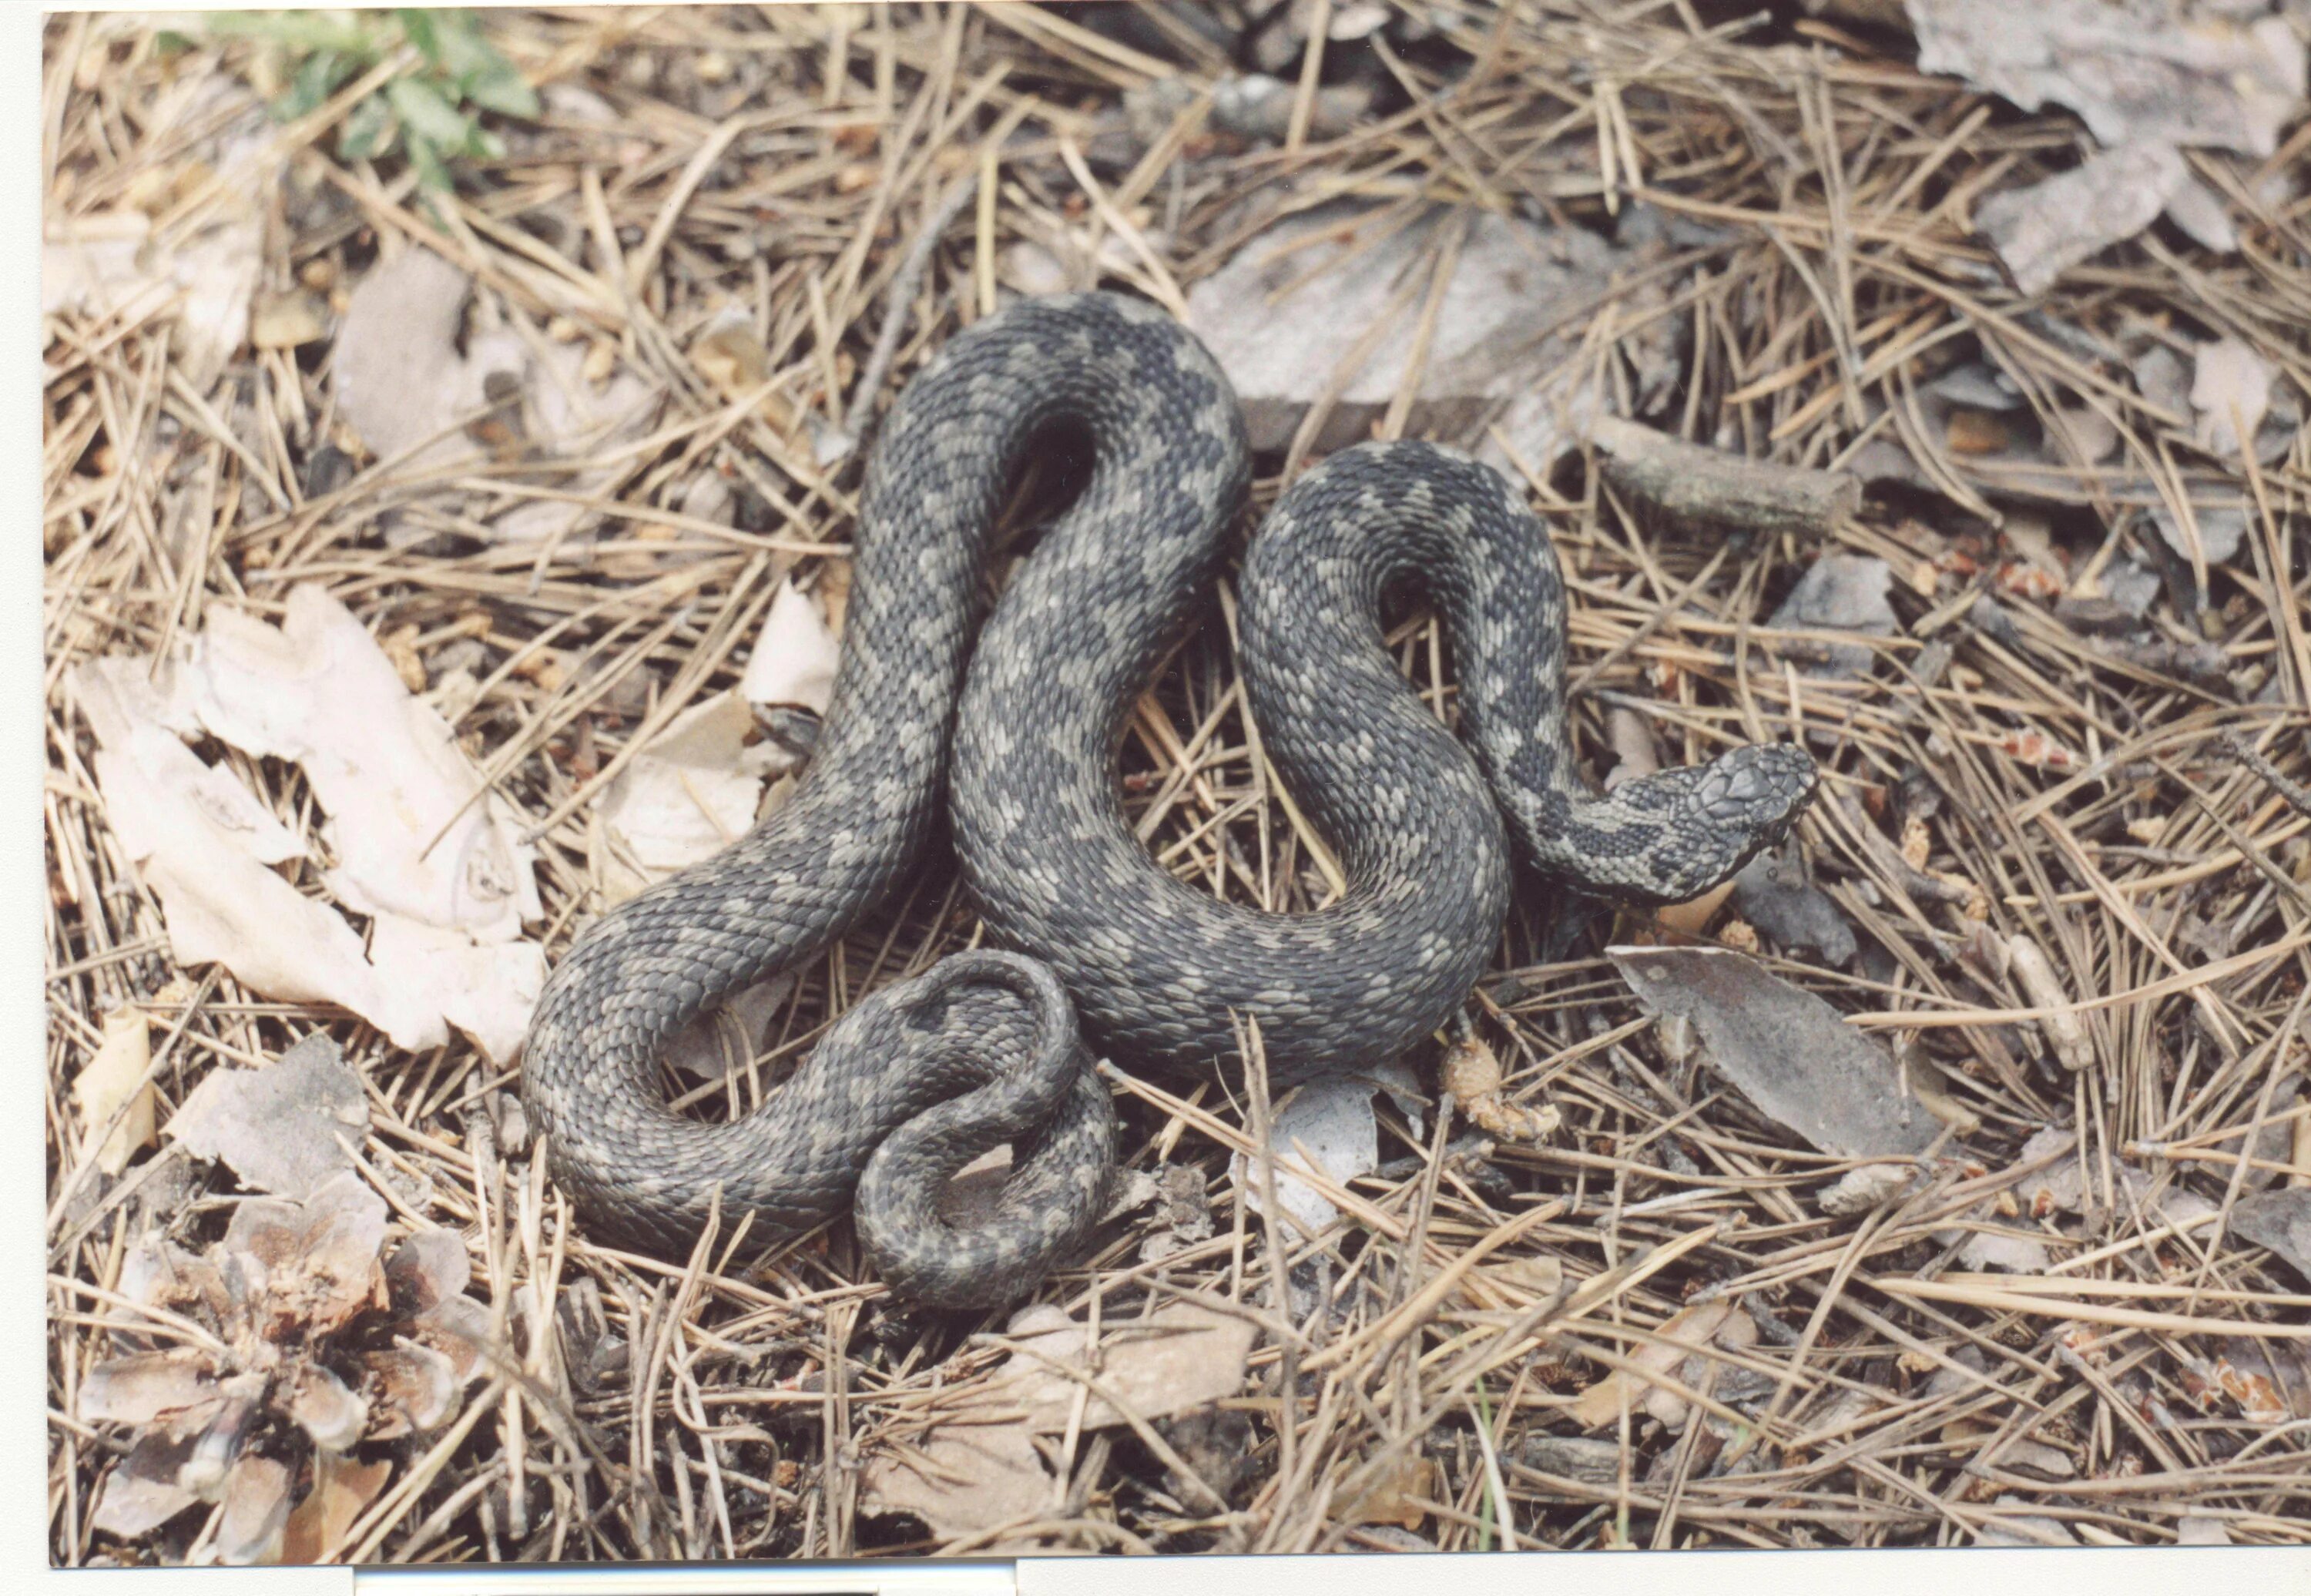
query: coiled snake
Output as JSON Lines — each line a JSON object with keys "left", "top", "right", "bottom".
{"left": 520, "top": 292, "right": 1816, "bottom": 1306}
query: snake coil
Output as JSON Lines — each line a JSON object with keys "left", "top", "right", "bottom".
{"left": 520, "top": 293, "right": 1816, "bottom": 1306}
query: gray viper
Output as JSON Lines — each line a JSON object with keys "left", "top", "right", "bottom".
{"left": 518, "top": 291, "right": 1816, "bottom": 1306}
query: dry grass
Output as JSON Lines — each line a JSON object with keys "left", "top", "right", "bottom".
{"left": 42, "top": 1, "right": 2311, "bottom": 1566}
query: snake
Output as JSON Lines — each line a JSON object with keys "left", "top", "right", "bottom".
{"left": 519, "top": 291, "right": 1817, "bottom": 1307}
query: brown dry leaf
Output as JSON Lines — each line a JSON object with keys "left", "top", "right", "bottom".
{"left": 1351, "top": 1454, "right": 1439, "bottom": 1529}
{"left": 1571, "top": 1300, "right": 1735, "bottom": 1429}
{"left": 75, "top": 1009, "right": 156, "bottom": 1178}
{"left": 279, "top": 1452, "right": 391, "bottom": 1564}
{"left": 71, "top": 586, "right": 548, "bottom": 1061}
{"left": 164, "top": 1034, "right": 371, "bottom": 1201}
{"left": 859, "top": 1301, "right": 1256, "bottom": 1537}
{"left": 690, "top": 308, "right": 798, "bottom": 433}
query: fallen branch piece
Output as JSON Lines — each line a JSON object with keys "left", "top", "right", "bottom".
{"left": 1586, "top": 415, "right": 1860, "bottom": 538}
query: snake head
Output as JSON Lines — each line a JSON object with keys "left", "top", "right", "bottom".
{"left": 1602, "top": 743, "right": 1820, "bottom": 905}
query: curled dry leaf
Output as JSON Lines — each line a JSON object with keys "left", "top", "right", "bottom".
{"left": 164, "top": 1034, "right": 371, "bottom": 1201}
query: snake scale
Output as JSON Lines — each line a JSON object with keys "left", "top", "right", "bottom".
{"left": 520, "top": 292, "right": 1817, "bottom": 1306}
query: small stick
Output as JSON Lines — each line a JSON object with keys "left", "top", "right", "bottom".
{"left": 1585, "top": 414, "right": 1860, "bottom": 538}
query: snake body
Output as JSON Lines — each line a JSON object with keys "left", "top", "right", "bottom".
{"left": 520, "top": 292, "right": 1816, "bottom": 1306}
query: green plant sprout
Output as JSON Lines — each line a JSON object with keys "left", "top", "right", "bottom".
{"left": 208, "top": 9, "right": 539, "bottom": 192}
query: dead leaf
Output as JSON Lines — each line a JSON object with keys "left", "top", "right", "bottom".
{"left": 1233, "top": 1061, "right": 1424, "bottom": 1237}
{"left": 1611, "top": 946, "right": 1943, "bottom": 1158}
{"left": 2232, "top": 1189, "right": 2311, "bottom": 1285}
{"left": 1976, "top": 140, "right": 2186, "bottom": 296}
{"left": 44, "top": 119, "right": 273, "bottom": 390}
{"left": 1183, "top": 201, "right": 1675, "bottom": 468}
{"left": 1571, "top": 1300, "right": 1734, "bottom": 1429}
{"left": 859, "top": 1300, "right": 1255, "bottom": 1537}
{"left": 75, "top": 1010, "right": 156, "bottom": 1177}
{"left": 1908, "top": 0, "right": 2307, "bottom": 156}
{"left": 1350, "top": 1454, "right": 1439, "bottom": 1529}
{"left": 2189, "top": 337, "right": 2275, "bottom": 458}
{"left": 1769, "top": 555, "right": 1895, "bottom": 679}
{"left": 280, "top": 1453, "right": 391, "bottom": 1564}
{"left": 740, "top": 581, "right": 839, "bottom": 713}
{"left": 599, "top": 689, "right": 788, "bottom": 900}
{"left": 334, "top": 247, "right": 661, "bottom": 544}
{"left": 164, "top": 1035, "right": 371, "bottom": 1201}
{"left": 71, "top": 588, "right": 548, "bottom": 1061}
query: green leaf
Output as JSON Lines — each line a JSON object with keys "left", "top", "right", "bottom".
{"left": 394, "top": 8, "right": 444, "bottom": 66}
{"left": 336, "top": 92, "right": 396, "bottom": 163}
{"left": 153, "top": 30, "right": 196, "bottom": 57}
{"left": 384, "top": 76, "right": 475, "bottom": 150}
{"left": 405, "top": 129, "right": 453, "bottom": 193}
{"left": 276, "top": 48, "right": 351, "bottom": 122}
{"left": 459, "top": 59, "right": 540, "bottom": 122}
